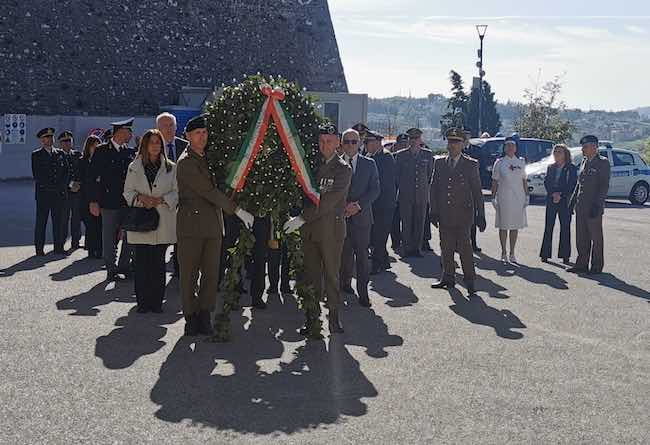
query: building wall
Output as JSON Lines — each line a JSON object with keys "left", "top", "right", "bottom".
{"left": 0, "top": 0, "right": 347, "bottom": 116}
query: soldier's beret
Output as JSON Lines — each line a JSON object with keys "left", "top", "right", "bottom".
{"left": 58, "top": 130, "right": 73, "bottom": 141}
{"left": 445, "top": 127, "right": 466, "bottom": 142}
{"left": 319, "top": 122, "right": 338, "bottom": 135}
{"left": 396, "top": 133, "right": 409, "bottom": 142}
{"left": 184, "top": 114, "right": 207, "bottom": 133}
{"left": 406, "top": 128, "right": 423, "bottom": 138}
{"left": 365, "top": 130, "right": 384, "bottom": 141}
{"left": 111, "top": 118, "right": 135, "bottom": 131}
{"left": 37, "top": 127, "right": 55, "bottom": 138}
{"left": 580, "top": 135, "right": 599, "bottom": 145}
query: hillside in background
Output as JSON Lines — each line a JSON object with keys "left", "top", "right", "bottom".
{"left": 368, "top": 95, "right": 650, "bottom": 150}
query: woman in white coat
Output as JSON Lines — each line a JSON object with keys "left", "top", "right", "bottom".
{"left": 491, "top": 137, "right": 528, "bottom": 263}
{"left": 123, "top": 129, "right": 178, "bottom": 313}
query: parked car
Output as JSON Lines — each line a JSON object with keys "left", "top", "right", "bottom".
{"left": 526, "top": 146, "right": 650, "bottom": 205}
{"left": 465, "top": 135, "right": 554, "bottom": 188}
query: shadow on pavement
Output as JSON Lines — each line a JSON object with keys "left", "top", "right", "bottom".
{"left": 0, "top": 254, "right": 53, "bottom": 277}
{"left": 400, "top": 251, "right": 439, "bottom": 279}
{"left": 581, "top": 272, "right": 650, "bottom": 302}
{"left": 55, "top": 279, "right": 135, "bottom": 316}
{"left": 370, "top": 271, "right": 419, "bottom": 308}
{"left": 50, "top": 256, "right": 104, "bottom": 281}
{"left": 148, "top": 295, "right": 403, "bottom": 434}
{"left": 448, "top": 288, "right": 526, "bottom": 340}
{"left": 476, "top": 253, "right": 569, "bottom": 290}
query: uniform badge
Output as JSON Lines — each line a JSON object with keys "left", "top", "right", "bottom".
{"left": 320, "top": 178, "right": 334, "bottom": 192}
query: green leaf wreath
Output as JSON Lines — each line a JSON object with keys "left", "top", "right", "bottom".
{"left": 203, "top": 75, "right": 325, "bottom": 341}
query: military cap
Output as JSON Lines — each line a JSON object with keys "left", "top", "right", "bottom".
{"left": 319, "top": 122, "right": 338, "bottom": 135}
{"left": 111, "top": 118, "right": 135, "bottom": 131}
{"left": 504, "top": 135, "right": 517, "bottom": 145}
{"left": 352, "top": 123, "right": 369, "bottom": 135}
{"left": 580, "top": 135, "right": 599, "bottom": 145}
{"left": 184, "top": 114, "right": 207, "bottom": 133}
{"left": 58, "top": 130, "right": 73, "bottom": 141}
{"left": 396, "top": 133, "right": 409, "bottom": 143}
{"left": 445, "top": 127, "right": 466, "bottom": 142}
{"left": 37, "top": 127, "right": 55, "bottom": 138}
{"left": 365, "top": 130, "right": 384, "bottom": 141}
{"left": 406, "top": 127, "right": 423, "bottom": 138}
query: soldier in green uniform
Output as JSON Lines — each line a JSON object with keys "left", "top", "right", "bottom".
{"left": 395, "top": 128, "right": 433, "bottom": 257}
{"left": 430, "top": 128, "right": 486, "bottom": 294}
{"left": 283, "top": 123, "right": 352, "bottom": 334}
{"left": 176, "top": 115, "right": 254, "bottom": 336}
{"left": 568, "top": 135, "right": 611, "bottom": 275}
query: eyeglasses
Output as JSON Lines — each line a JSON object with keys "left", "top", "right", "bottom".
{"left": 343, "top": 140, "right": 359, "bottom": 145}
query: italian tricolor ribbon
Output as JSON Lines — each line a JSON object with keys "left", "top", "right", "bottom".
{"left": 226, "top": 84, "right": 320, "bottom": 206}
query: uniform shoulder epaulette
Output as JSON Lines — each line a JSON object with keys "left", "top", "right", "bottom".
{"left": 421, "top": 147, "right": 433, "bottom": 154}
{"left": 336, "top": 155, "right": 350, "bottom": 169}
{"left": 395, "top": 148, "right": 409, "bottom": 156}
{"left": 462, "top": 153, "right": 478, "bottom": 163}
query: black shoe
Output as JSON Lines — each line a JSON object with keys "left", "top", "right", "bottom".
{"left": 136, "top": 306, "right": 148, "bottom": 314}
{"left": 422, "top": 243, "right": 434, "bottom": 252}
{"left": 342, "top": 285, "right": 355, "bottom": 295}
{"left": 567, "top": 267, "right": 588, "bottom": 274}
{"left": 358, "top": 296, "right": 371, "bottom": 308}
{"left": 251, "top": 298, "right": 267, "bottom": 309}
{"left": 431, "top": 280, "right": 455, "bottom": 289}
{"left": 35, "top": 250, "right": 45, "bottom": 257}
{"left": 184, "top": 314, "right": 199, "bottom": 337}
{"left": 472, "top": 246, "right": 482, "bottom": 253}
{"left": 280, "top": 285, "right": 293, "bottom": 295}
{"left": 541, "top": 257, "right": 549, "bottom": 263}
{"left": 466, "top": 284, "right": 476, "bottom": 295}
{"left": 197, "top": 310, "right": 214, "bottom": 335}
{"left": 71, "top": 243, "right": 80, "bottom": 250}
{"left": 106, "top": 271, "right": 118, "bottom": 281}
{"left": 562, "top": 258, "right": 571, "bottom": 265}
{"left": 328, "top": 309, "right": 344, "bottom": 334}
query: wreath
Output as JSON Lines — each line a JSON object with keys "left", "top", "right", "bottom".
{"left": 203, "top": 75, "right": 325, "bottom": 341}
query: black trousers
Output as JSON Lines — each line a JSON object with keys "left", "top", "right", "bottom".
{"left": 61, "top": 192, "right": 82, "bottom": 247}
{"left": 219, "top": 214, "right": 243, "bottom": 286}
{"left": 82, "top": 210, "right": 102, "bottom": 255}
{"left": 390, "top": 203, "right": 402, "bottom": 249}
{"left": 422, "top": 204, "right": 432, "bottom": 246}
{"left": 250, "top": 216, "right": 271, "bottom": 301}
{"left": 371, "top": 205, "right": 395, "bottom": 268}
{"left": 134, "top": 244, "right": 168, "bottom": 310}
{"left": 34, "top": 192, "right": 64, "bottom": 253}
{"left": 540, "top": 198, "right": 572, "bottom": 260}
{"left": 471, "top": 224, "right": 478, "bottom": 249}
{"left": 268, "top": 241, "right": 291, "bottom": 291}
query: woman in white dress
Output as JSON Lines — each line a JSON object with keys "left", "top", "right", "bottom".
{"left": 491, "top": 138, "right": 528, "bottom": 263}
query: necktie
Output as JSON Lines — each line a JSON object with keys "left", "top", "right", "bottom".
{"left": 168, "top": 143, "right": 175, "bottom": 161}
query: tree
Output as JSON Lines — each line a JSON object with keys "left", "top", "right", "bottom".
{"left": 644, "top": 139, "right": 650, "bottom": 164}
{"left": 466, "top": 80, "right": 502, "bottom": 137}
{"left": 440, "top": 70, "right": 469, "bottom": 135}
{"left": 514, "top": 75, "right": 575, "bottom": 143}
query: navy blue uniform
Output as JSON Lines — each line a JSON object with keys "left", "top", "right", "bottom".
{"left": 61, "top": 149, "right": 83, "bottom": 247}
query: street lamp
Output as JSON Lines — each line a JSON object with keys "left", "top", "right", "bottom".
{"left": 476, "top": 25, "right": 487, "bottom": 135}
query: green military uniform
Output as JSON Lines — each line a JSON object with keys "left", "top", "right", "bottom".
{"left": 301, "top": 154, "right": 352, "bottom": 311}
{"left": 176, "top": 147, "right": 236, "bottom": 318}
{"left": 430, "top": 128, "right": 485, "bottom": 290}
{"left": 395, "top": 128, "right": 433, "bottom": 256}
{"left": 570, "top": 136, "right": 611, "bottom": 273}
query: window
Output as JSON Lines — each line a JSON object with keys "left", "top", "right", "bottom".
{"left": 613, "top": 151, "right": 635, "bottom": 167}
{"left": 322, "top": 102, "right": 340, "bottom": 128}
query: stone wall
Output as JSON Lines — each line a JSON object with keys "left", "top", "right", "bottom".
{"left": 0, "top": 0, "right": 347, "bottom": 116}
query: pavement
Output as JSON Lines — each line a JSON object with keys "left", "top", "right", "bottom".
{"left": 0, "top": 180, "right": 648, "bottom": 445}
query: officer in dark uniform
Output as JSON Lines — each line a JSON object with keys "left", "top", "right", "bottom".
{"left": 462, "top": 130, "right": 482, "bottom": 252}
{"left": 430, "top": 128, "right": 486, "bottom": 294}
{"left": 365, "top": 130, "right": 397, "bottom": 274}
{"left": 568, "top": 135, "right": 611, "bottom": 274}
{"left": 31, "top": 127, "right": 69, "bottom": 256}
{"left": 58, "top": 131, "right": 83, "bottom": 250}
{"left": 390, "top": 133, "right": 408, "bottom": 250}
{"left": 395, "top": 128, "right": 433, "bottom": 257}
{"left": 88, "top": 118, "right": 137, "bottom": 280}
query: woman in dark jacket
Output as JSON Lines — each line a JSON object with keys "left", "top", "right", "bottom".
{"left": 79, "top": 135, "right": 103, "bottom": 258}
{"left": 540, "top": 144, "right": 578, "bottom": 263}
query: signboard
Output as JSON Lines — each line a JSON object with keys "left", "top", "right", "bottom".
{"left": 4, "top": 114, "right": 27, "bottom": 144}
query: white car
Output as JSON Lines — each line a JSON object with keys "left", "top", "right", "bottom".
{"left": 526, "top": 147, "right": 650, "bottom": 205}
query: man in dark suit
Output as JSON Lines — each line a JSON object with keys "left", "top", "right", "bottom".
{"left": 58, "top": 130, "right": 83, "bottom": 250}
{"left": 88, "top": 118, "right": 137, "bottom": 280}
{"left": 339, "top": 128, "right": 380, "bottom": 307}
{"left": 430, "top": 128, "right": 486, "bottom": 295}
{"left": 31, "top": 127, "right": 69, "bottom": 256}
{"left": 568, "top": 135, "right": 611, "bottom": 274}
{"left": 156, "top": 112, "right": 190, "bottom": 276}
{"left": 365, "top": 130, "right": 397, "bottom": 274}
{"left": 390, "top": 133, "right": 408, "bottom": 250}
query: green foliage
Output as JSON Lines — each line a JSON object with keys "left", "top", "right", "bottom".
{"left": 440, "top": 70, "right": 469, "bottom": 135}
{"left": 467, "top": 80, "right": 502, "bottom": 137}
{"left": 204, "top": 74, "right": 322, "bottom": 221}
{"left": 203, "top": 75, "right": 324, "bottom": 341}
{"left": 514, "top": 76, "right": 575, "bottom": 143}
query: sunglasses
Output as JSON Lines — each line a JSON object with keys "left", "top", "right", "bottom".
{"left": 343, "top": 139, "right": 359, "bottom": 145}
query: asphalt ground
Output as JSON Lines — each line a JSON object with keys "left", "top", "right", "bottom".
{"left": 0, "top": 180, "right": 648, "bottom": 444}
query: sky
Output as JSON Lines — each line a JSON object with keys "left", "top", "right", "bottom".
{"left": 328, "top": 0, "right": 650, "bottom": 111}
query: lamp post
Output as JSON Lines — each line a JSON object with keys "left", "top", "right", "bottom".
{"left": 476, "top": 25, "right": 488, "bottom": 135}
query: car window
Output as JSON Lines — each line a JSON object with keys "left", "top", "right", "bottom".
{"left": 612, "top": 151, "right": 635, "bottom": 167}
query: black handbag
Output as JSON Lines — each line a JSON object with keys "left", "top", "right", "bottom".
{"left": 120, "top": 195, "right": 160, "bottom": 232}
